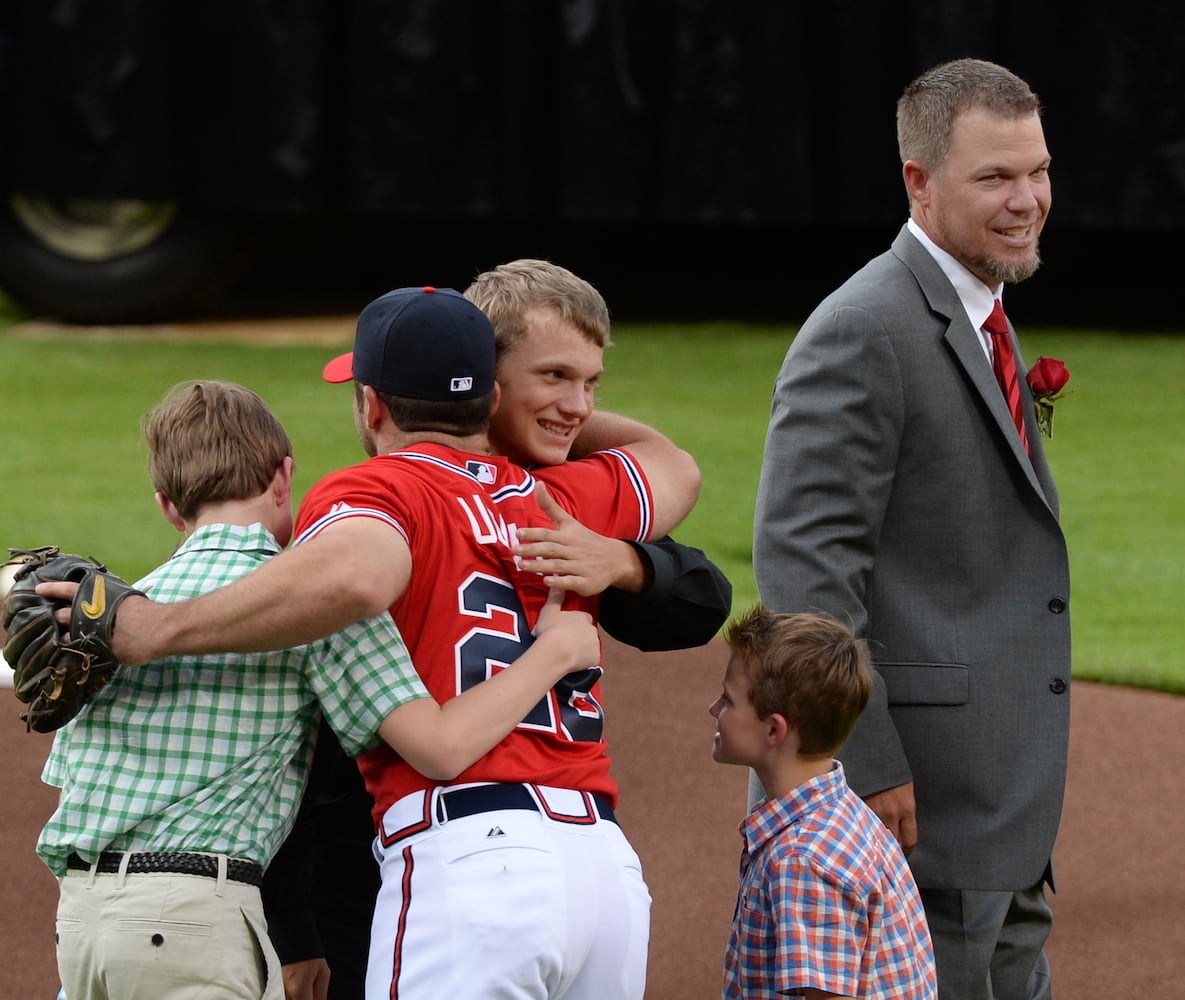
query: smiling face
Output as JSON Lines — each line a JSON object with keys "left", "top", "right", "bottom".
{"left": 488, "top": 306, "right": 604, "bottom": 467}
{"left": 908, "top": 107, "right": 1051, "bottom": 288}
{"left": 708, "top": 651, "right": 771, "bottom": 769}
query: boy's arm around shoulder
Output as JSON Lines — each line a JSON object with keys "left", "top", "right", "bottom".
{"left": 375, "top": 589, "right": 600, "bottom": 779}
{"left": 569, "top": 410, "right": 665, "bottom": 459}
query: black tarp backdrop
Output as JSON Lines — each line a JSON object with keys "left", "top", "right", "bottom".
{"left": 3, "top": 1, "right": 1185, "bottom": 321}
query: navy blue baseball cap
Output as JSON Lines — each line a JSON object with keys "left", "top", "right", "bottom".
{"left": 323, "top": 285, "right": 496, "bottom": 401}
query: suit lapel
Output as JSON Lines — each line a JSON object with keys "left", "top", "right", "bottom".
{"left": 892, "top": 229, "right": 1052, "bottom": 509}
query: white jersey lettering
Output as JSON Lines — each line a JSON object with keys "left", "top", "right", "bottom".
{"left": 454, "top": 494, "right": 511, "bottom": 547}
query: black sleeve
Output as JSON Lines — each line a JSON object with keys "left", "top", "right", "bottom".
{"left": 262, "top": 723, "right": 332, "bottom": 965}
{"left": 262, "top": 722, "right": 380, "bottom": 977}
{"left": 597, "top": 535, "right": 732, "bottom": 651}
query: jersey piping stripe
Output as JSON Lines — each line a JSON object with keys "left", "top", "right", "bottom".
{"left": 389, "top": 844, "right": 415, "bottom": 1000}
{"left": 603, "top": 449, "right": 652, "bottom": 541}
{"left": 491, "top": 451, "right": 652, "bottom": 540}
{"left": 295, "top": 505, "right": 410, "bottom": 547}
{"left": 382, "top": 446, "right": 654, "bottom": 542}
{"left": 489, "top": 473, "right": 537, "bottom": 502}
{"left": 390, "top": 449, "right": 488, "bottom": 484}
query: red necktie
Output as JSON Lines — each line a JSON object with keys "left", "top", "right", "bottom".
{"left": 984, "top": 299, "right": 1029, "bottom": 454}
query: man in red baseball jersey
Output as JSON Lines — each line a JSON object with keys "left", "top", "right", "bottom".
{"left": 78, "top": 284, "right": 701, "bottom": 999}
{"left": 268, "top": 258, "right": 733, "bottom": 1000}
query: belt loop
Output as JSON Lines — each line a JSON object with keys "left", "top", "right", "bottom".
{"left": 86, "top": 855, "right": 99, "bottom": 890}
{"left": 116, "top": 851, "right": 132, "bottom": 890}
{"left": 215, "top": 855, "right": 228, "bottom": 896}
{"left": 431, "top": 786, "right": 448, "bottom": 826}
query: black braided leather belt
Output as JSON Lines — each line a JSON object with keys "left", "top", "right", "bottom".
{"left": 66, "top": 851, "right": 263, "bottom": 887}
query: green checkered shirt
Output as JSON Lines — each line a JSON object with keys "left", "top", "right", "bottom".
{"left": 39, "top": 522, "right": 424, "bottom": 877}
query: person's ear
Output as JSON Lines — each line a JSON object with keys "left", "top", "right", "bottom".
{"left": 361, "top": 385, "right": 384, "bottom": 429}
{"left": 271, "top": 456, "right": 295, "bottom": 506}
{"left": 489, "top": 381, "right": 501, "bottom": 417}
{"left": 902, "top": 159, "right": 931, "bottom": 208}
{"left": 154, "top": 491, "right": 187, "bottom": 533}
{"left": 766, "top": 712, "right": 790, "bottom": 749}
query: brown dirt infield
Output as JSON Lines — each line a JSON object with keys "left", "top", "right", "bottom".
{"left": 4, "top": 636, "right": 1183, "bottom": 999}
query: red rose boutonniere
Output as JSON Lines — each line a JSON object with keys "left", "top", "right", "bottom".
{"left": 1026, "top": 357, "right": 1071, "bottom": 439}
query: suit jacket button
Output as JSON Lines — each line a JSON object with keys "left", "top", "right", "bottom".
{"left": 1048, "top": 597, "right": 1066, "bottom": 614}
{"left": 1049, "top": 677, "right": 1067, "bottom": 694}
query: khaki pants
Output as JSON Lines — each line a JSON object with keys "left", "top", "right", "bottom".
{"left": 57, "top": 858, "right": 282, "bottom": 1000}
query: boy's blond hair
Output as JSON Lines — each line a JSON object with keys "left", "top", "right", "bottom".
{"left": 724, "top": 604, "right": 873, "bottom": 755}
{"left": 142, "top": 380, "right": 292, "bottom": 520}
{"left": 464, "top": 258, "right": 613, "bottom": 360}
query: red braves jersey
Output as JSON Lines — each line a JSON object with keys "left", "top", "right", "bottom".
{"left": 293, "top": 442, "right": 654, "bottom": 828}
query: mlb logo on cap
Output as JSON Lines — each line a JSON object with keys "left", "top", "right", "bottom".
{"left": 322, "top": 286, "right": 496, "bottom": 401}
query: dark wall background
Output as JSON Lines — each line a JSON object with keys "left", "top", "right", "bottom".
{"left": 2, "top": 1, "right": 1183, "bottom": 324}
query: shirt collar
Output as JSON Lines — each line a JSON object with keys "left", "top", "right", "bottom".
{"left": 740, "top": 761, "right": 846, "bottom": 858}
{"left": 907, "top": 217, "right": 1004, "bottom": 351}
{"left": 172, "top": 522, "right": 282, "bottom": 559}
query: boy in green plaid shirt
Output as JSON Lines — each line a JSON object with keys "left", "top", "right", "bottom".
{"left": 38, "top": 380, "right": 598, "bottom": 1000}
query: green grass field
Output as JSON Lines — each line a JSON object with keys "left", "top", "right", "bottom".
{"left": 2, "top": 316, "right": 1182, "bottom": 693}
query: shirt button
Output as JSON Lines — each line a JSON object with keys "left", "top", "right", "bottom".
{"left": 1048, "top": 597, "right": 1066, "bottom": 614}
{"left": 1049, "top": 678, "right": 1067, "bottom": 694}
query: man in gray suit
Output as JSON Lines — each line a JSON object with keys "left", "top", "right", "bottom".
{"left": 751, "top": 58, "right": 1071, "bottom": 999}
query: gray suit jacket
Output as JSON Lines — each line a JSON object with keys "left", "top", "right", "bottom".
{"left": 753, "top": 225, "right": 1071, "bottom": 891}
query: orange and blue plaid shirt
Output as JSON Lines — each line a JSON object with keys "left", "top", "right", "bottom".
{"left": 724, "top": 762, "right": 937, "bottom": 999}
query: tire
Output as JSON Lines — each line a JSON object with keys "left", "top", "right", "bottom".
{"left": 0, "top": 193, "right": 259, "bottom": 324}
